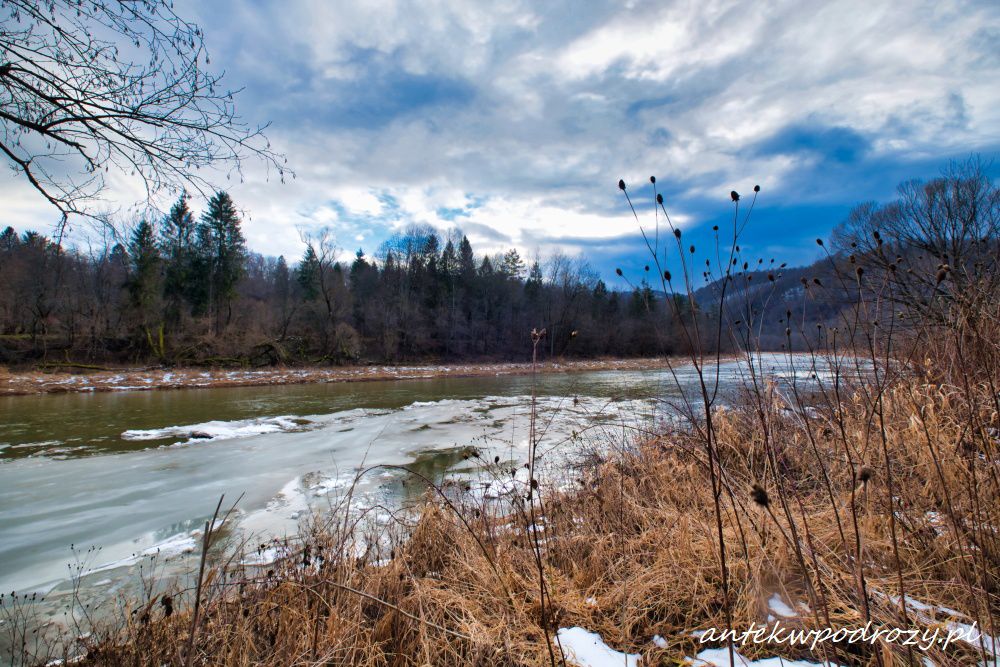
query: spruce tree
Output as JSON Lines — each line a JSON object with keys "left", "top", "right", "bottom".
{"left": 458, "top": 236, "right": 475, "bottom": 281}
{"left": 525, "top": 261, "right": 543, "bottom": 302}
{"left": 160, "top": 193, "right": 196, "bottom": 326}
{"left": 501, "top": 248, "right": 525, "bottom": 279}
{"left": 0, "top": 226, "right": 17, "bottom": 251}
{"left": 127, "top": 219, "right": 163, "bottom": 355}
{"left": 200, "top": 191, "right": 246, "bottom": 332}
{"left": 127, "top": 219, "right": 161, "bottom": 314}
{"left": 297, "top": 245, "right": 321, "bottom": 301}
{"left": 440, "top": 239, "right": 457, "bottom": 278}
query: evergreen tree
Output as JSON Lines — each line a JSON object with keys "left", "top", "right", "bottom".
{"left": 126, "top": 219, "right": 164, "bottom": 355}
{"left": 274, "top": 256, "right": 290, "bottom": 302}
{"left": 501, "top": 248, "right": 525, "bottom": 279}
{"left": 273, "top": 255, "right": 293, "bottom": 338}
{"left": 423, "top": 234, "right": 440, "bottom": 262}
{"left": 160, "top": 193, "right": 196, "bottom": 326}
{"left": 524, "top": 261, "right": 543, "bottom": 302}
{"left": 440, "top": 239, "right": 458, "bottom": 279}
{"left": 0, "top": 226, "right": 17, "bottom": 251}
{"left": 297, "top": 245, "right": 321, "bottom": 301}
{"left": 458, "top": 236, "right": 475, "bottom": 281}
{"left": 200, "top": 191, "right": 246, "bottom": 331}
{"left": 127, "top": 219, "right": 161, "bottom": 314}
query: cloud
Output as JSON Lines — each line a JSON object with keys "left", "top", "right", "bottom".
{"left": 1, "top": 0, "right": 998, "bottom": 276}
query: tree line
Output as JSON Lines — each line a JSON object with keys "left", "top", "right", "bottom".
{"left": 0, "top": 193, "right": 686, "bottom": 367}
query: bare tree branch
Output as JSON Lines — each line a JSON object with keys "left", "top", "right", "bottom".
{"left": 0, "top": 0, "right": 289, "bottom": 227}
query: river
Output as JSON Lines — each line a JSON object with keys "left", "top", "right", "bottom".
{"left": 0, "top": 353, "right": 837, "bottom": 632}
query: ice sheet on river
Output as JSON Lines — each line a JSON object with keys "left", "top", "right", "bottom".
{"left": 122, "top": 415, "right": 314, "bottom": 444}
{"left": 2, "top": 392, "right": 659, "bottom": 599}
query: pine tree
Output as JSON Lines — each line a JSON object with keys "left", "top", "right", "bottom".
{"left": 127, "top": 219, "right": 164, "bottom": 355}
{"left": 501, "top": 248, "right": 525, "bottom": 278}
{"left": 160, "top": 193, "right": 196, "bottom": 326}
{"left": 273, "top": 255, "right": 293, "bottom": 338}
{"left": 297, "top": 245, "right": 321, "bottom": 301}
{"left": 0, "top": 226, "right": 17, "bottom": 251}
{"left": 458, "top": 236, "right": 475, "bottom": 281}
{"left": 200, "top": 191, "right": 246, "bottom": 332}
{"left": 127, "top": 219, "right": 161, "bottom": 314}
{"left": 525, "top": 261, "right": 543, "bottom": 302}
{"left": 440, "top": 239, "right": 457, "bottom": 279}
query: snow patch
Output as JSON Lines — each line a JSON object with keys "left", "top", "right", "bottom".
{"left": 767, "top": 593, "right": 797, "bottom": 618}
{"left": 556, "top": 627, "right": 640, "bottom": 667}
{"left": 690, "top": 647, "right": 840, "bottom": 666}
{"left": 242, "top": 546, "right": 283, "bottom": 566}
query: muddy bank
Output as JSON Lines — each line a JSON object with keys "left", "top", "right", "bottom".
{"left": 0, "top": 357, "right": 680, "bottom": 396}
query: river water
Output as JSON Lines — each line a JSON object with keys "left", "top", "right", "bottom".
{"left": 0, "top": 354, "right": 836, "bottom": 625}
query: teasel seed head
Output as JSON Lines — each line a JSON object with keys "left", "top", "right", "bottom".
{"left": 751, "top": 483, "right": 770, "bottom": 508}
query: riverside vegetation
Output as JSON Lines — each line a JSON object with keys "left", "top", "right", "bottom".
{"left": 5, "top": 159, "right": 1000, "bottom": 666}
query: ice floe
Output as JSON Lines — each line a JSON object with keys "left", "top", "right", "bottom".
{"left": 122, "top": 415, "right": 310, "bottom": 443}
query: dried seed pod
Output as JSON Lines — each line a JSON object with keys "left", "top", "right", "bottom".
{"left": 751, "top": 483, "right": 770, "bottom": 508}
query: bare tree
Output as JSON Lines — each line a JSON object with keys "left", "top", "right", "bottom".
{"left": 832, "top": 156, "right": 999, "bottom": 326}
{"left": 0, "top": 0, "right": 287, "bottom": 223}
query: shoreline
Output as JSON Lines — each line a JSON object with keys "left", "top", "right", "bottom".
{"left": 0, "top": 356, "right": 684, "bottom": 397}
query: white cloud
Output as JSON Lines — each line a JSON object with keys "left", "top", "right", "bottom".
{"left": 2, "top": 0, "right": 997, "bottom": 270}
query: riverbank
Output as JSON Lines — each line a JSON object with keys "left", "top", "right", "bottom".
{"left": 0, "top": 357, "right": 679, "bottom": 397}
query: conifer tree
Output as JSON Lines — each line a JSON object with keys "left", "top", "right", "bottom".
{"left": 126, "top": 219, "right": 164, "bottom": 355}
{"left": 200, "top": 191, "right": 246, "bottom": 332}
{"left": 127, "top": 219, "right": 161, "bottom": 314}
{"left": 297, "top": 245, "right": 321, "bottom": 301}
{"left": 160, "top": 193, "right": 197, "bottom": 326}
{"left": 501, "top": 248, "right": 525, "bottom": 278}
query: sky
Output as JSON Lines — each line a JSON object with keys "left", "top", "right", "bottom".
{"left": 4, "top": 0, "right": 1000, "bottom": 282}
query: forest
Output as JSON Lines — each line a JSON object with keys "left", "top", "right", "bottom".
{"left": 0, "top": 191, "right": 686, "bottom": 367}
{"left": 4, "top": 161, "right": 992, "bottom": 369}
